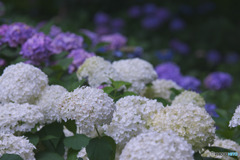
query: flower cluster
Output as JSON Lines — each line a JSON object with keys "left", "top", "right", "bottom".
{"left": 36, "top": 85, "right": 68, "bottom": 123}
{"left": 119, "top": 131, "right": 194, "bottom": 160}
{"left": 149, "top": 103, "right": 216, "bottom": 151}
{"left": 0, "top": 133, "right": 36, "bottom": 160}
{"left": 1, "top": 22, "right": 36, "bottom": 47}
{"left": 0, "top": 103, "right": 44, "bottom": 133}
{"left": 0, "top": 62, "right": 48, "bottom": 104}
{"left": 58, "top": 86, "right": 115, "bottom": 136}
{"left": 20, "top": 32, "right": 53, "bottom": 63}
{"left": 204, "top": 72, "right": 232, "bottom": 90}
{"left": 229, "top": 105, "right": 240, "bottom": 128}
{"left": 104, "top": 96, "right": 163, "bottom": 149}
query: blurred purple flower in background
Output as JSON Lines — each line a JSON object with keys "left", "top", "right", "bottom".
{"left": 50, "top": 32, "right": 83, "bottom": 53}
{"left": 225, "top": 52, "right": 239, "bottom": 64}
{"left": 155, "top": 62, "right": 182, "bottom": 82}
{"left": 141, "top": 16, "right": 161, "bottom": 29}
{"left": 155, "top": 8, "right": 170, "bottom": 21}
{"left": 169, "top": 18, "right": 185, "bottom": 31}
{"left": 0, "top": 58, "right": 6, "bottom": 66}
{"left": 170, "top": 39, "right": 189, "bottom": 54}
{"left": 128, "top": 6, "right": 141, "bottom": 18}
{"left": 100, "top": 33, "right": 127, "bottom": 50}
{"left": 95, "top": 25, "right": 110, "bottom": 35}
{"left": 178, "top": 76, "right": 201, "bottom": 91}
{"left": 20, "top": 32, "right": 53, "bottom": 63}
{"left": 2, "top": 22, "right": 36, "bottom": 47}
{"left": 49, "top": 25, "right": 62, "bottom": 38}
{"left": 67, "top": 49, "right": 95, "bottom": 73}
{"left": 204, "top": 72, "right": 232, "bottom": 90}
{"left": 143, "top": 3, "right": 157, "bottom": 15}
{"left": 0, "top": 24, "right": 8, "bottom": 36}
{"left": 206, "top": 50, "right": 221, "bottom": 64}
{"left": 179, "top": 5, "right": 193, "bottom": 15}
{"left": 205, "top": 103, "right": 219, "bottom": 117}
{"left": 94, "top": 12, "right": 110, "bottom": 25}
{"left": 155, "top": 49, "right": 173, "bottom": 61}
{"left": 81, "top": 29, "right": 99, "bottom": 46}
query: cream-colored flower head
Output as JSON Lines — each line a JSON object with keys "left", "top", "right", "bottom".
{"left": 143, "top": 79, "right": 182, "bottom": 101}
{"left": 112, "top": 58, "right": 157, "bottom": 94}
{"left": 229, "top": 105, "right": 240, "bottom": 128}
{"left": 58, "top": 86, "right": 115, "bottom": 136}
{"left": 0, "top": 133, "right": 36, "bottom": 160}
{"left": 172, "top": 90, "right": 205, "bottom": 108}
{"left": 202, "top": 138, "right": 240, "bottom": 160}
{"left": 36, "top": 85, "right": 68, "bottom": 123}
{"left": 149, "top": 103, "right": 215, "bottom": 151}
{"left": 119, "top": 131, "right": 194, "bottom": 160}
{"left": 0, "top": 62, "right": 48, "bottom": 104}
{"left": 76, "top": 56, "right": 120, "bottom": 87}
{"left": 0, "top": 103, "right": 44, "bottom": 133}
{"left": 104, "top": 96, "right": 163, "bottom": 150}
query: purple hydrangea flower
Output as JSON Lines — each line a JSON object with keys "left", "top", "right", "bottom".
{"left": 2, "top": 22, "right": 36, "bottom": 47}
{"left": 81, "top": 29, "right": 99, "bottom": 46}
{"left": 24, "top": 60, "right": 41, "bottom": 66}
{"left": 50, "top": 32, "right": 83, "bottom": 53}
{"left": 155, "top": 8, "right": 170, "bottom": 21}
{"left": 128, "top": 6, "right": 141, "bottom": 18}
{"left": 141, "top": 16, "right": 162, "bottom": 29}
{"left": 49, "top": 25, "right": 62, "bottom": 38}
{"left": 204, "top": 72, "right": 232, "bottom": 90}
{"left": 178, "top": 76, "right": 201, "bottom": 91}
{"left": 170, "top": 39, "right": 189, "bottom": 54}
{"left": 20, "top": 32, "right": 53, "bottom": 62}
{"left": 155, "top": 62, "right": 182, "bottom": 82}
{"left": 206, "top": 50, "right": 221, "bottom": 64}
{"left": 169, "top": 18, "right": 185, "bottom": 31}
{"left": 0, "top": 24, "right": 8, "bottom": 45}
{"left": 155, "top": 49, "right": 173, "bottom": 61}
{"left": 94, "top": 12, "right": 110, "bottom": 25}
{"left": 0, "top": 58, "right": 6, "bottom": 66}
{"left": 225, "top": 52, "right": 239, "bottom": 64}
{"left": 142, "top": 3, "right": 157, "bottom": 15}
{"left": 35, "top": 21, "right": 47, "bottom": 31}
{"left": 100, "top": 33, "right": 127, "bottom": 50}
{"left": 67, "top": 49, "right": 95, "bottom": 73}
{"left": 205, "top": 103, "right": 219, "bottom": 117}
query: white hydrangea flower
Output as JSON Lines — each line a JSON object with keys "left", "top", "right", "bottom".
{"left": 104, "top": 96, "right": 163, "bottom": 150}
{"left": 58, "top": 86, "right": 115, "bottom": 136}
{"left": 0, "top": 133, "right": 36, "bottom": 160}
{"left": 149, "top": 103, "right": 215, "bottom": 151}
{"left": 229, "top": 105, "right": 240, "bottom": 127}
{"left": 36, "top": 85, "right": 68, "bottom": 123}
{"left": 76, "top": 56, "right": 120, "bottom": 87}
{"left": 0, "top": 62, "right": 48, "bottom": 104}
{"left": 119, "top": 131, "right": 194, "bottom": 160}
{"left": 0, "top": 103, "right": 44, "bottom": 133}
{"left": 202, "top": 138, "right": 240, "bottom": 160}
{"left": 143, "top": 79, "right": 182, "bottom": 101}
{"left": 112, "top": 58, "right": 157, "bottom": 94}
{"left": 172, "top": 90, "right": 206, "bottom": 108}
{"left": 77, "top": 148, "right": 89, "bottom": 160}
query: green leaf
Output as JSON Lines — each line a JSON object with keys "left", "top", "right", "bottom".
{"left": 122, "top": 91, "right": 137, "bottom": 97}
{"left": 64, "top": 120, "right": 77, "bottom": 134}
{"left": 194, "top": 152, "right": 203, "bottom": 160}
{"left": 24, "top": 132, "right": 39, "bottom": 146}
{"left": 64, "top": 134, "right": 90, "bottom": 150}
{"left": 103, "top": 86, "right": 115, "bottom": 94}
{"left": 111, "top": 80, "right": 132, "bottom": 90}
{"left": 202, "top": 157, "right": 221, "bottom": 160}
{"left": 35, "top": 152, "right": 64, "bottom": 160}
{"left": 57, "top": 58, "right": 73, "bottom": 70}
{"left": 86, "top": 136, "right": 116, "bottom": 160}
{"left": 153, "top": 97, "right": 170, "bottom": 106}
{"left": 0, "top": 154, "right": 23, "bottom": 160}
{"left": 52, "top": 51, "right": 69, "bottom": 60}
{"left": 40, "top": 135, "right": 59, "bottom": 141}
{"left": 204, "top": 146, "right": 236, "bottom": 153}
{"left": 95, "top": 42, "right": 109, "bottom": 50}
{"left": 66, "top": 148, "right": 79, "bottom": 160}
{"left": 170, "top": 88, "right": 183, "bottom": 95}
